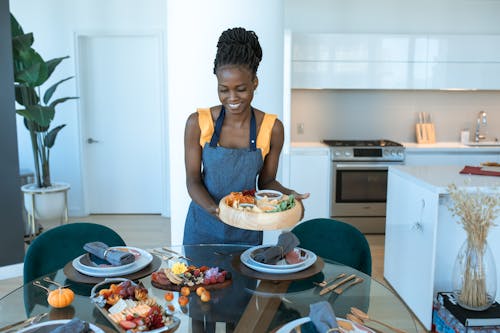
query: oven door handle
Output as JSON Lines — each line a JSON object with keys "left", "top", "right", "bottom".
{"left": 334, "top": 163, "right": 402, "bottom": 170}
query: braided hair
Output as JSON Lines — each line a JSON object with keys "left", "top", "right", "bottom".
{"left": 213, "top": 27, "right": 262, "bottom": 76}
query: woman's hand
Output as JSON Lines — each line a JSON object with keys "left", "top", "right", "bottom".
{"left": 291, "top": 191, "right": 310, "bottom": 201}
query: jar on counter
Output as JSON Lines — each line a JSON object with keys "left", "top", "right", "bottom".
{"left": 460, "top": 129, "right": 470, "bottom": 144}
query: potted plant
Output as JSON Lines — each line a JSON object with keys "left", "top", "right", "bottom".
{"left": 11, "top": 14, "right": 77, "bottom": 226}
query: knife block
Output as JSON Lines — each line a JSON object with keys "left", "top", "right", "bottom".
{"left": 416, "top": 123, "right": 436, "bottom": 144}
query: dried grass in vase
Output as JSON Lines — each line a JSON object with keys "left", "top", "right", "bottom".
{"left": 447, "top": 183, "right": 500, "bottom": 309}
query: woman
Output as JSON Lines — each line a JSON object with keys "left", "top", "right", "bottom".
{"left": 183, "top": 27, "right": 309, "bottom": 246}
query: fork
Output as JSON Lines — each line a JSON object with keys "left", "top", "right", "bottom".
{"left": 334, "top": 277, "right": 364, "bottom": 294}
{"left": 43, "top": 277, "right": 70, "bottom": 289}
{"left": 313, "top": 273, "right": 346, "bottom": 287}
{"left": 150, "top": 249, "right": 173, "bottom": 261}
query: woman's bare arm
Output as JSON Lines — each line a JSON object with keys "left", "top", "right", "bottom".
{"left": 184, "top": 113, "right": 219, "bottom": 216}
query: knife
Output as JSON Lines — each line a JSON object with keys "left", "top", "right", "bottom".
{"left": 319, "top": 274, "right": 356, "bottom": 296}
{"left": 0, "top": 312, "right": 47, "bottom": 332}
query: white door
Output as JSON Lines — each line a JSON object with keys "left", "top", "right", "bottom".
{"left": 78, "top": 35, "right": 164, "bottom": 213}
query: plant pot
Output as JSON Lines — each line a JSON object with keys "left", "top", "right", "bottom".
{"left": 21, "top": 182, "right": 70, "bottom": 221}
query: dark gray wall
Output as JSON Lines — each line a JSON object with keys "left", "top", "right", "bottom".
{"left": 0, "top": 0, "right": 25, "bottom": 265}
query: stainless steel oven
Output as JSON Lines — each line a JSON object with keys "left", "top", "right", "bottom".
{"left": 324, "top": 140, "right": 405, "bottom": 234}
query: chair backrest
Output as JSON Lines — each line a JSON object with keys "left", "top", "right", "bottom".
{"left": 23, "top": 222, "right": 126, "bottom": 284}
{"left": 291, "top": 218, "right": 372, "bottom": 276}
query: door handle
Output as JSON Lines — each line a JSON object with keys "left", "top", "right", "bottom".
{"left": 87, "top": 138, "right": 100, "bottom": 144}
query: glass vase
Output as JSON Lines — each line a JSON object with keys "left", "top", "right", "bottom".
{"left": 452, "top": 240, "right": 497, "bottom": 311}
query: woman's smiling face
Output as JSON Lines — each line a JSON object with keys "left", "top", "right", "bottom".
{"left": 216, "top": 65, "right": 258, "bottom": 115}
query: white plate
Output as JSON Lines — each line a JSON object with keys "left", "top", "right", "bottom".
{"left": 240, "top": 246, "right": 317, "bottom": 274}
{"left": 247, "top": 245, "right": 311, "bottom": 269}
{"left": 72, "top": 246, "right": 153, "bottom": 277}
{"left": 77, "top": 247, "right": 138, "bottom": 273}
{"left": 275, "top": 317, "right": 375, "bottom": 333}
{"left": 17, "top": 319, "right": 105, "bottom": 333}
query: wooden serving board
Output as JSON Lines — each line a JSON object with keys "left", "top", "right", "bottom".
{"left": 218, "top": 196, "right": 302, "bottom": 231}
{"left": 151, "top": 279, "right": 232, "bottom": 292}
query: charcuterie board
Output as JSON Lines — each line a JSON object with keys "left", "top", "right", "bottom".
{"left": 218, "top": 193, "right": 302, "bottom": 231}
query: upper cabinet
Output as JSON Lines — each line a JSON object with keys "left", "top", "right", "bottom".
{"left": 291, "top": 33, "right": 500, "bottom": 90}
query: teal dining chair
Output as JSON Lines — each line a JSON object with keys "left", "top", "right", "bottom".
{"left": 23, "top": 222, "right": 126, "bottom": 284}
{"left": 291, "top": 218, "right": 372, "bottom": 276}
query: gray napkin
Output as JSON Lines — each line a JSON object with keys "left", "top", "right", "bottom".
{"left": 50, "top": 318, "right": 92, "bottom": 333}
{"left": 253, "top": 232, "right": 300, "bottom": 264}
{"left": 309, "top": 301, "right": 338, "bottom": 333}
{"left": 83, "top": 241, "right": 135, "bottom": 266}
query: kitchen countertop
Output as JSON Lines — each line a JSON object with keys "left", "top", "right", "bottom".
{"left": 291, "top": 141, "right": 500, "bottom": 153}
{"left": 403, "top": 141, "right": 500, "bottom": 152}
{"left": 291, "top": 141, "right": 329, "bottom": 148}
{"left": 390, "top": 165, "right": 500, "bottom": 194}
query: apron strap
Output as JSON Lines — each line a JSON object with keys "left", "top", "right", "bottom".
{"left": 209, "top": 107, "right": 225, "bottom": 147}
{"left": 209, "top": 106, "right": 257, "bottom": 151}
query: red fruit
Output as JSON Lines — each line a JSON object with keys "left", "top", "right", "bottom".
{"left": 203, "top": 278, "right": 210, "bottom": 285}
{"left": 126, "top": 314, "right": 135, "bottom": 321}
{"left": 193, "top": 269, "right": 201, "bottom": 277}
{"left": 119, "top": 320, "right": 137, "bottom": 330}
{"left": 164, "top": 292, "right": 174, "bottom": 302}
{"left": 200, "top": 290, "right": 211, "bottom": 302}
{"left": 216, "top": 275, "right": 225, "bottom": 283}
{"left": 209, "top": 276, "right": 217, "bottom": 284}
{"left": 178, "top": 295, "right": 189, "bottom": 306}
{"left": 180, "top": 286, "right": 191, "bottom": 296}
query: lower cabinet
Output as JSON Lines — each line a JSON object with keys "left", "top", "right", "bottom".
{"left": 289, "top": 147, "right": 331, "bottom": 223}
{"left": 385, "top": 167, "right": 500, "bottom": 330}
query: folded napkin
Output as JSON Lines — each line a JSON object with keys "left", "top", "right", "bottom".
{"left": 460, "top": 166, "right": 500, "bottom": 177}
{"left": 309, "top": 301, "right": 339, "bottom": 333}
{"left": 50, "top": 318, "right": 92, "bottom": 333}
{"left": 253, "top": 232, "right": 300, "bottom": 264}
{"left": 83, "top": 241, "right": 135, "bottom": 266}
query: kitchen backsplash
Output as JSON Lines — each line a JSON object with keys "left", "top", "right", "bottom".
{"left": 290, "top": 90, "right": 500, "bottom": 143}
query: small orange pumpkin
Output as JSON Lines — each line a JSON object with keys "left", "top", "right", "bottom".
{"left": 47, "top": 288, "right": 75, "bottom": 308}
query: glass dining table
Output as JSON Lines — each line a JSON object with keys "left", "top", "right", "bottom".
{"left": 0, "top": 244, "right": 418, "bottom": 333}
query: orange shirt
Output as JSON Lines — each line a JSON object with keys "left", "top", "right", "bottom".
{"left": 197, "top": 108, "right": 277, "bottom": 160}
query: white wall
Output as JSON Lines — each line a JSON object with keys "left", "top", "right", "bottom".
{"left": 291, "top": 90, "right": 500, "bottom": 143}
{"left": 10, "top": 0, "right": 167, "bottom": 216}
{"left": 167, "top": 0, "right": 284, "bottom": 246}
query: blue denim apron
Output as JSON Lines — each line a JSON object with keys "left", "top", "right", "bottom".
{"left": 183, "top": 106, "right": 264, "bottom": 245}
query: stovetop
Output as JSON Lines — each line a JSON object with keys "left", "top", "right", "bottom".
{"left": 322, "top": 139, "right": 403, "bottom": 147}
{"left": 323, "top": 139, "right": 405, "bottom": 162}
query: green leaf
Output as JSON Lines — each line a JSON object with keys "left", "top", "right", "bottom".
{"left": 45, "top": 56, "right": 69, "bottom": 79}
{"left": 21, "top": 117, "right": 49, "bottom": 133}
{"left": 44, "top": 124, "right": 66, "bottom": 148}
{"left": 49, "top": 96, "right": 78, "bottom": 109}
{"left": 43, "top": 76, "right": 74, "bottom": 104}
{"left": 10, "top": 14, "right": 24, "bottom": 37}
{"left": 12, "top": 33, "right": 33, "bottom": 52}
{"left": 15, "top": 56, "right": 49, "bottom": 87}
{"left": 20, "top": 105, "right": 55, "bottom": 127}
{"left": 15, "top": 85, "right": 39, "bottom": 106}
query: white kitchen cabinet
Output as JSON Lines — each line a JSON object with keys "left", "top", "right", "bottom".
{"left": 292, "top": 33, "right": 500, "bottom": 90}
{"left": 385, "top": 166, "right": 500, "bottom": 330}
{"left": 289, "top": 147, "right": 331, "bottom": 222}
{"left": 384, "top": 169, "right": 439, "bottom": 330}
{"left": 292, "top": 33, "right": 427, "bottom": 89}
